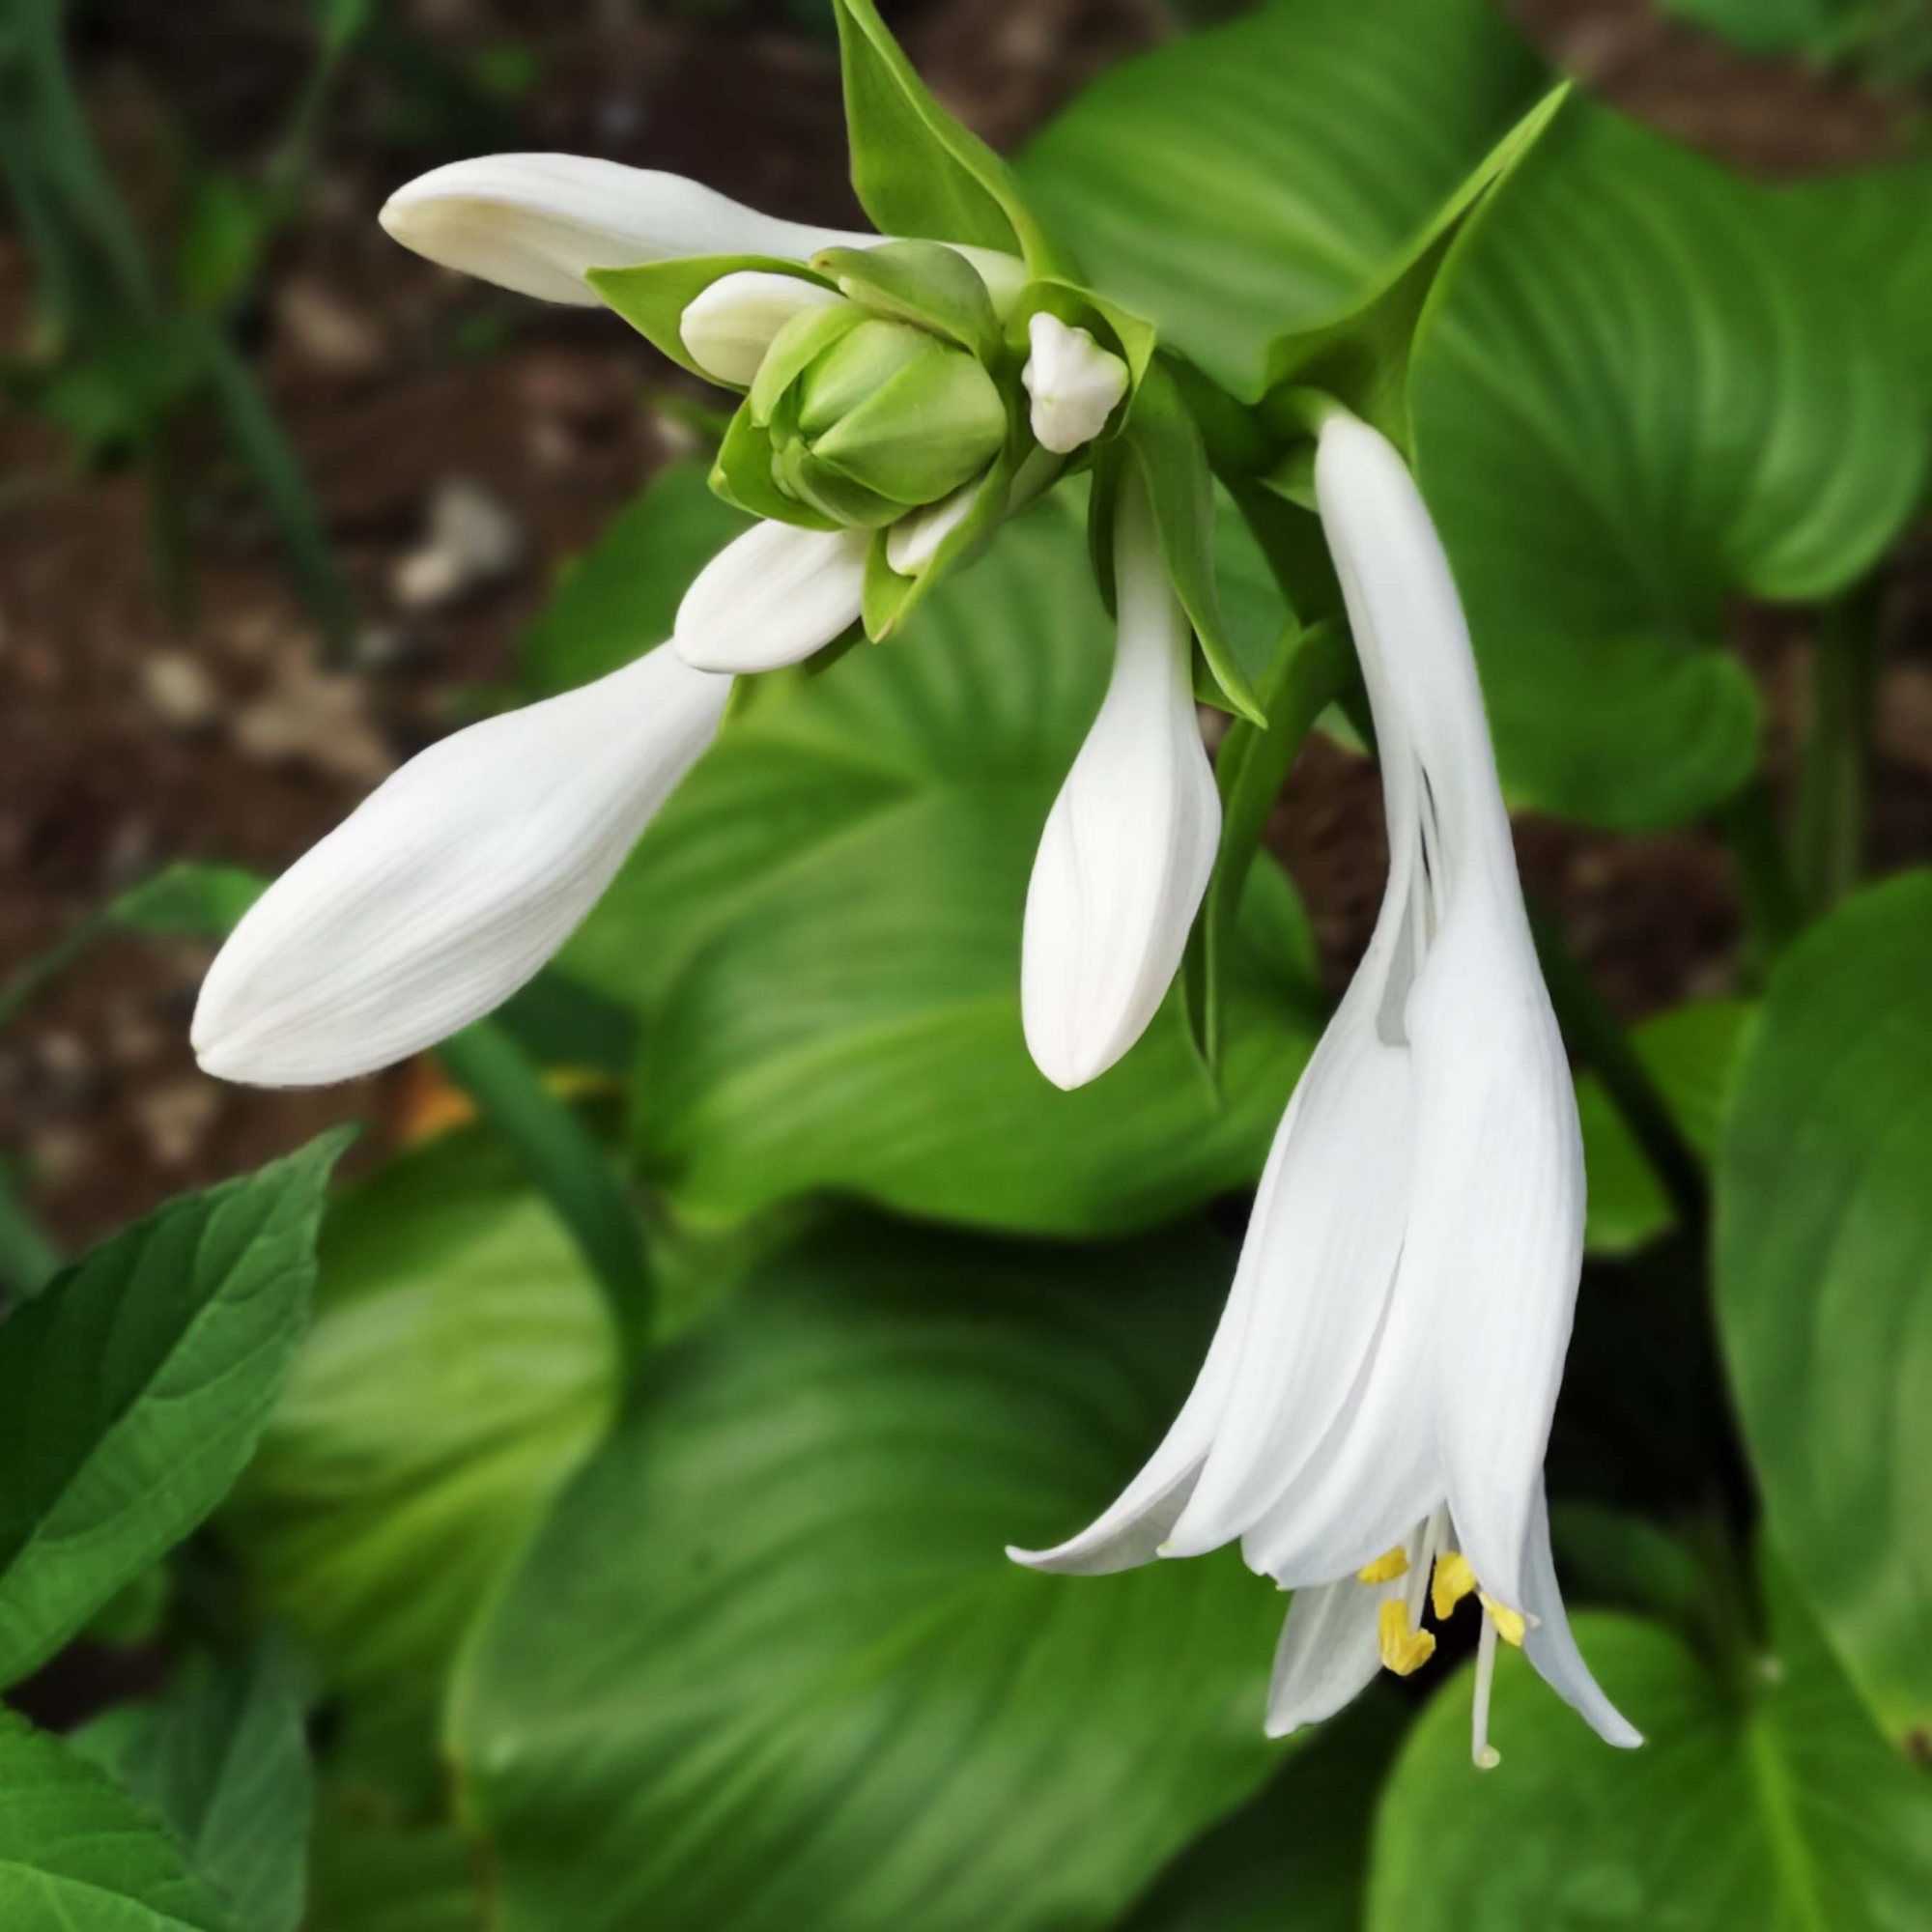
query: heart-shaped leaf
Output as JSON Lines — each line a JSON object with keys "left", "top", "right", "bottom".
{"left": 450, "top": 1217, "right": 1284, "bottom": 1932}
{"left": 1409, "top": 103, "right": 1926, "bottom": 828}
{"left": 226, "top": 1133, "right": 618, "bottom": 1792}
{"left": 1718, "top": 871, "right": 1932, "bottom": 1747}
{"left": 1367, "top": 1573, "right": 1932, "bottom": 1926}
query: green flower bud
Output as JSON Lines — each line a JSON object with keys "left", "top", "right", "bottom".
{"left": 740, "top": 301, "right": 1009, "bottom": 527}
{"left": 804, "top": 336, "right": 1006, "bottom": 508}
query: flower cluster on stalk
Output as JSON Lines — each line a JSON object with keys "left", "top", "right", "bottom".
{"left": 192, "top": 24, "right": 1635, "bottom": 1770}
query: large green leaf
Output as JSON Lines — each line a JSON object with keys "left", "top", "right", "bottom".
{"left": 1367, "top": 1577, "right": 1932, "bottom": 1928}
{"left": 562, "top": 493, "right": 1320, "bottom": 1237}
{"left": 227, "top": 1133, "right": 618, "bottom": 1789}
{"left": 1122, "top": 1694, "right": 1406, "bottom": 1932}
{"left": 1409, "top": 103, "right": 1926, "bottom": 829}
{"left": 451, "top": 1219, "right": 1284, "bottom": 1932}
{"left": 72, "top": 1640, "right": 312, "bottom": 1932}
{"left": 1718, "top": 872, "right": 1932, "bottom": 1746}
{"left": 0, "top": 1133, "right": 347, "bottom": 1688}
{"left": 1016, "top": 0, "right": 1547, "bottom": 397}
{"left": 0, "top": 1711, "right": 231, "bottom": 1932}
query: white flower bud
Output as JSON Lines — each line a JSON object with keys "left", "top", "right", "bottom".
{"left": 1021, "top": 313, "right": 1130, "bottom": 455}
{"left": 673, "top": 520, "right": 869, "bottom": 674}
{"left": 679, "top": 271, "right": 843, "bottom": 385}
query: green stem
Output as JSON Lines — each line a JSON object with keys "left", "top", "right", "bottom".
{"left": 1795, "top": 579, "right": 1881, "bottom": 918}
{"left": 1719, "top": 778, "right": 1804, "bottom": 972}
{"left": 436, "top": 1020, "right": 655, "bottom": 1366}
{"left": 1530, "top": 907, "right": 1709, "bottom": 1237}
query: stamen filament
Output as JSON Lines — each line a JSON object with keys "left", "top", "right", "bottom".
{"left": 1471, "top": 1612, "right": 1501, "bottom": 1770}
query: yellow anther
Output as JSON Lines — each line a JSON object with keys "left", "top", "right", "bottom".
{"left": 1356, "top": 1547, "right": 1409, "bottom": 1584}
{"left": 1431, "top": 1551, "right": 1476, "bottom": 1620}
{"left": 1480, "top": 1593, "right": 1526, "bottom": 1647}
{"left": 1377, "top": 1600, "right": 1437, "bottom": 1677}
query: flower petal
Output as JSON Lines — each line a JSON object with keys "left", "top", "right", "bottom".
{"left": 672, "top": 521, "right": 868, "bottom": 673}
{"left": 1265, "top": 1513, "right": 1440, "bottom": 1736}
{"left": 1020, "top": 468, "right": 1218, "bottom": 1090}
{"left": 1264, "top": 1576, "right": 1382, "bottom": 1739}
{"left": 380, "top": 154, "right": 873, "bottom": 304}
{"left": 1520, "top": 1487, "right": 1643, "bottom": 1747}
{"left": 884, "top": 473, "right": 984, "bottom": 576}
{"left": 680, "top": 270, "right": 844, "bottom": 385}
{"left": 192, "top": 647, "right": 728, "bottom": 1086}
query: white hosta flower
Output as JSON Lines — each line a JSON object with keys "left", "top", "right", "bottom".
{"left": 1021, "top": 313, "right": 1129, "bottom": 454}
{"left": 1021, "top": 468, "right": 1218, "bottom": 1090}
{"left": 1011, "top": 413, "right": 1639, "bottom": 1768}
{"left": 679, "top": 271, "right": 843, "bottom": 385}
{"left": 672, "top": 521, "right": 869, "bottom": 674}
{"left": 380, "top": 153, "right": 1024, "bottom": 312}
{"left": 192, "top": 647, "right": 729, "bottom": 1087}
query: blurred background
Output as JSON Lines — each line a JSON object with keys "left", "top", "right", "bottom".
{"left": 3, "top": 0, "right": 1928, "bottom": 1257}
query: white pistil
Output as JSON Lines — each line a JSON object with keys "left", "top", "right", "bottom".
{"left": 1472, "top": 1611, "right": 1502, "bottom": 1770}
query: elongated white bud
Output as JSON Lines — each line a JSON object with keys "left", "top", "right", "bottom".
{"left": 1020, "top": 468, "right": 1219, "bottom": 1089}
{"left": 673, "top": 520, "right": 868, "bottom": 674}
{"left": 379, "top": 154, "right": 1028, "bottom": 318}
{"left": 379, "top": 155, "right": 874, "bottom": 305}
{"left": 192, "top": 647, "right": 729, "bottom": 1086}
{"left": 680, "top": 271, "right": 843, "bottom": 385}
{"left": 1021, "top": 313, "right": 1129, "bottom": 455}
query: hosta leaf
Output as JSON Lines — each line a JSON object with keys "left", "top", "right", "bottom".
{"left": 0, "top": 1712, "right": 230, "bottom": 1932}
{"left": 451, "top": 1218, "right": 1283, "bottom": 1932}
{"left": 1017, "top": 0, "right": 1547, "bottom": 397}
{"left": 1717, "top": 871, "right": 1932, "bottom": 1746}
{"left": 566, "top": 493, "right": 1320, "bottom": 1237}
{"left": 73, "top": 1639, "right": 311, "bottom": 1932}
{"left": 227, "top": 1133, "right": 618, "bottom": 1792}
{"left": 306, "top": 1787, "right": 484, "bottom": 1932}
{"left": 1368, "top": 1575, "right": 1932, "bottom": 1928}
{"left": 1409, "top": 103, "right": 1926, "bottom": 828}
{"left": 0, "top": 1133, "right": 346, "bottom": 1687}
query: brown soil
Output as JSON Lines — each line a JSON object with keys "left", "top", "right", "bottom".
{"left": 2, "top": 0, "right": 1927, "bottom": 1254}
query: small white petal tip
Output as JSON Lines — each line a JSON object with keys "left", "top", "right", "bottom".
{"left": 679, "top": 271, "right": 842, "bottom": 386}
{"left": 1022, "top": 313, "right": 1129, "bottom": 455}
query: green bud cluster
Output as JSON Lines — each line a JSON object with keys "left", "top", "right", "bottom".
{"left": 708, "top": 242, "right": 1013, "bottom": 532}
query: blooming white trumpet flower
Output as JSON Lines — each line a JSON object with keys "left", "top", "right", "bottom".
{"left": 1021, "top": 468, "right": 1219, "bottom": 1090}
{"left": 1021, "top": 313, "right": 1129, "bottom": 455}
{"left": 192, "top": 647, "right": 728, "bottom": 1087}
{"left": 1011, "top": 413, "right": 1639, "bottom": 1767}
